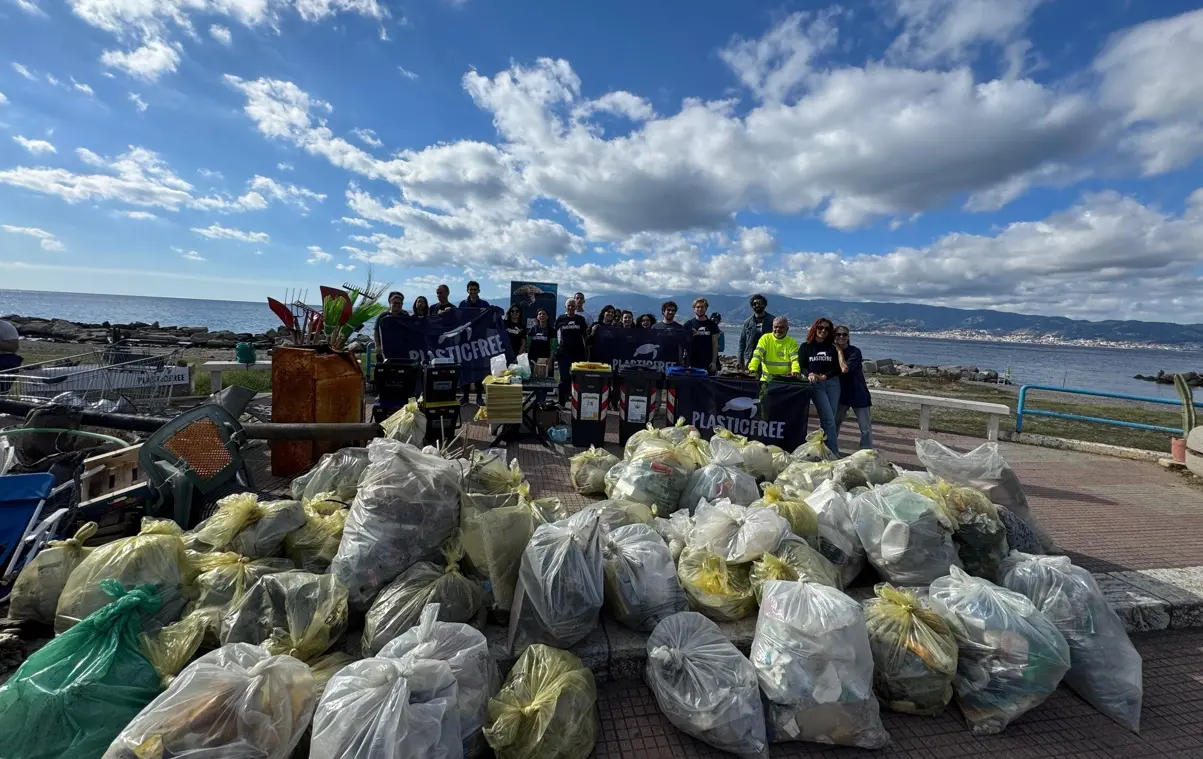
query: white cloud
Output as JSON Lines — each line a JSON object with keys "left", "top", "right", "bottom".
{"left": 337, "top": 216, "right": 373, "bottom": 228}
{"left": 192, "top": 223, "right": 270, "bottom": 243}
{"left": 351, "top": 127, "right": 383, "bottom": 148}
{"left": 719, "top": 9, "right": 840, "bottom": 103}
{"left": 197, "top": 168, "right": 223, "bottom": 181}
{"left": 888, "top": 0, "right": 1046, "bottom": 67}
{"left": 12, "top": 136, "right": 56, "bottom": 154}
{"left": 180, "top": 250, "right": 206, "bottom": 261}
{"left": 71, "top": 78, "right": 95, "bottom": 96}
{"left": 306, "top": 245, "right": 333, "bottom": 263}
{"left": 398, "top": 66, "right": 419, "bottom": 81}
{"left": 2, "top": 224, "right": 65, "bottom": 251}
{"left": 12, "top": 0, "right": 47, "bottom": 16}
{"left": 209, "top": 24, "right": 233, "bottom": 45}
{"left": 335, "top": 263, "right": 355, "bottom": 271}
{"left": 101, "top": 39, "right": 181, "bottom": 81}
{"left": 0, "top": 146, "right": 197, "bottom": 209}
{"left": 46, "top": 74, "right": 61, "bottom": 86}
{"left": 129, "top": 92, "right": 148, "bottom": 112}
{"left": 277, "top": 162, "right": 293, "bottom": 171}
{"left": 246, "top": 175, "right": 326, "bottom": 210}
{"left": 12, "top": 62, "right": 36, "bottom": 81}
{"left": 121, "top": 210, "right": 157, "bottom": 219}
{"left": 0, "top": 92, "right": 7, "bottom": 105}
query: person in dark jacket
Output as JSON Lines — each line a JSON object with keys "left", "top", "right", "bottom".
{"left": 738, "top": 294, "right": 774, "bottom": 370}
{"left": 528, "top": 308, "right": 553, "bottom": 363}
{"left": 431, "top": 284, "right": 455, "bottom": 315}
{"left": 803, "top": 317, "right": 841, "bottom": 456}
{"left": 554, "top": 298, "right": 588, "bottom": 403}
{"left": 833, "top": 325, "right": 872, "bottom": 450}
{"left": 504, "top": 305, "right": 527, "bottom": 355}
{"left": 458, "top": 280, "right": 490, "bottom": 405}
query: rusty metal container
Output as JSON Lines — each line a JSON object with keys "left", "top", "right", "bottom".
{"left": 271, "top": 346, "right": 365, "bottom": 477}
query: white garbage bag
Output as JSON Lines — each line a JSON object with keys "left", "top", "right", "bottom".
{"left": 381, "top": 400, "right": 429, "bottom": 448}
{"left": 331, "top": 439, "right": 461, "bottom": 611}
{"left": 380, "top": 604, "right": 501, "bottom": 758}
{"left": 290, "top": 447, "right": 369, "bottom": 503}
{"left": 645, "top": 612, "right": 768, "bottom": 758}
{"left": 805, "top": 482, "right": 866, "bottom": 588}
{"left": 677, "top": 437, "right": 759, "bottom": 511}
{"left": 850, "top": 482, "right": 961, "bottom": 585}
{"left": 650, "top": 510, "right": 694, "bottom": 561}
{"left": 999, "top": 551, "right": 1142, "bottom": 732}
{"left": 690, "top": 498, "right": 789, "bottom": 564}
{"left": 750, "top": 580, "right": 889, "bottom": 749}
{"left": 602, "top": 524, "right": 688, "bottom": 632}
{"left": 929, "top": 566, "right": 1071, "bottom": 735}
{"left": 611, "top": 447, "right": 693, "bottom": 516}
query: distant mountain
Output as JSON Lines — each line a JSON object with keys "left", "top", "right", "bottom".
{"left": 587, "top": 294, "right": 1203, "bottom": 347}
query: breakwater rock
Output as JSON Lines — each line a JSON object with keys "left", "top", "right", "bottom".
{"left": 3, "top": 314, "right": 278, "bottom": 350}
{"left": 1134, "top": 370, "right": 1201, "bottom": 387}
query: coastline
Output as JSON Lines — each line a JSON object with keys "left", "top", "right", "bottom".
{"left": 857, "top": 329, "right": 1202, "bottom": 352}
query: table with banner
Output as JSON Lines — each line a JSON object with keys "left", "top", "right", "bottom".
{"left": 375, "top": 307, "right": 515, "bottom": 387}
{"left": 667, "top": 374, "right": 813, "bottom": 450}
{"left": 590, "top": 325, "right": 688, "bottom": 373}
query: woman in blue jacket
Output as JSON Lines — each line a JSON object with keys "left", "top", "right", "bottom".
{"left": 833, "top": 325, "right": 872, "bottom": 450}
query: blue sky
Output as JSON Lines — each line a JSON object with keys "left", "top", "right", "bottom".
{"left": 1, "top": 0, "right": 1202, "bottom": 322}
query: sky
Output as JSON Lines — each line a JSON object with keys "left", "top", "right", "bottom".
{"left": 1, "top": 0, "right": 1202, "bottom": 323}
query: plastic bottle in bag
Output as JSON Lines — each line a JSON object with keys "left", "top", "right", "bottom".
{"left": 8, "top": 521, "right": 98, "bottom": 625}
{"left": 690, "top": 498, "right": 790, "bottom": 564}
{"left": 750, "top": 534, "right": 841, "bottom": 600}
{"left": 863, "top": 584, "right": 958, "bottom": 716}
{"left": 805, "top": 482, "right": 866, "bottom": 588}
{"left": 645, "top": 612, "right": 768, "bottom": 758}
{"left": 569, "top": 445, "right": 621, "bottom": 495}
{"left": 677, "top": 546, "right": 756, "bottom": 622}
{"left": 484, "top": 644, "right": 597, "bottom": 759}
{"left": 751, "top": 580, "right": 890, "bottom": 749}
{"left": 850, "top": 483, "right": 962, "bottom": 585}
{"left": 291, "top": 447, "right": 370, "bottom": 503}
{"left": 612, "top": 446, "right": 694, "bottom": 516}
{"left": 929, "top": 566, "right": 1071, "bottom": 735}
{"left": 220, "top": 570, "right": 349, "bottom": 663}
{"left": 602, "top": 523, "right": 689, "bottom": 632}
{"left": 1000, "top": 551, "right": 1143, "bottom": 732}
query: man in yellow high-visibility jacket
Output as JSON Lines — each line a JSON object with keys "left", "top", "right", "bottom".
{"left": 748, "top": 316, "right": 801, "bottom": 380}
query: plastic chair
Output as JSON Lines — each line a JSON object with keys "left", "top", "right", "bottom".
{"left": 0, "top": 473, "right": 70, "bottom": 598}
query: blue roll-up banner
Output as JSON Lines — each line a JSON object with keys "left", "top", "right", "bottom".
{"left": 509, "top": 281, "right": 559, "bottom": 330}
{"left": 376, "top": 307, "right": 514, "bottom": 386}
{"left": 670, "top": 375, "right": 811, "bottom": 449}
{"left": 591, "top": 325, "right": 688, "bottom": 372}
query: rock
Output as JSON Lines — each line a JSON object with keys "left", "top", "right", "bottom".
{"left": 901, "top": 367, "right": 925, "bottom": 377}
{"left": 151, "top": 321, "right": 160, "bottom": 329}
{"left": 876, "top": 358, "right": 895, "bottom": 372}
{"left": 48, "top": 319, "right": 83, "bottom": 340}
{"left": 984, "top": 370, "right": 998, "bottom": 381}
{"left": 862, "top": 360, "right": 878, "bottom": 374}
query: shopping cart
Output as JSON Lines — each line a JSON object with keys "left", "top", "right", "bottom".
{"left": 0, "top": 343, "right": 187, "bottom": 414}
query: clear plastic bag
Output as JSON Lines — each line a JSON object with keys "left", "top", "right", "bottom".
{"left": 188, "top": 553, "right": 295, "bottom": 613}
{"left": 611, "top": 447, "right": 693, "bottom": 516}
{"left": 677, "top": 546, "right": 756, "bottom": 622}
{"left": 769, "top": 445, "right": 791, "bottom": 478}
{"left": 291, "top": 447, "right": 369, "bottom": 503}
{"left": 929, "top": 566, "right": 1071, "bottom": 735}
{"left": 646, "top": 612, "right": 767, "bottom": 758}
{"left": 312, "top": 656, "right": 461, "bottom": 759}
{"left": 188, "top": 494, "right": 308, "bottom": 559}
{"left": 602, "top": 523, "right": 689, "bottom": 632}
{"left": 579, "top": 498, "right": 653, "bottom": 530}
{"left": 650, "top": 510, "right": 694, "bottom": 561}
{"left": 999, "top": 551, "right": 1142, "bottom": 732}
{"left": 749, "top": 483, "right": 817, "bottom": 543}
{"left": 1, "top": 580, "right": 163, "bottom": 759}
{"left": 464, "top": 448, "right": 524, "bottom": 494}
{"left": 285, "top": 501, "right": 349, "bottom": 573}
{"left": 832, "top": 449, "right": 897, "bottom": 489}
{"left": 659, "top": 418, "right": 699, "bottom": 446}
{"left": 850, "top": 483, "right": 961, "bottom": 585}
{"left": 793, "top": 429, "right": 836, "bottom": 462}
{"left": 380, "top": 604, "right": 502, "bottom": 758}
{"left": 362, "top": 537, "right": 486, "bottom": 656}
{"left": 508, "top": 509, "right": 605, "bottom": 653}
{"left": 915, "top": 439, "right": 1055, "bottom": 551}
{"left": 332, "top": 439, "right": 462, "bottom": 611}
{"left": 8, "top": 521, "right": 97, "bottom": 625}
{"left": 220, "top": 570, "right": 349, "bottom": 663}
{"left": 484, "top": 644, "right": 597, "bottom": 759}
{"left": 56, "top": 517, "right": 193, "bottom": 635}
{"left": 775, "top": 460, "right": 834, "bottom": 496}
{"left": 309, "top": 651, "right": 356, "bottom": 694}
{"left": 691, "top": 497, "right": 790, "bottom": 564}
{"left": 864, "top": 584, "right": 958, "bottom": 716}
{"left": 103, "top": 642, "right": 318, "bottom": 759}
{"left": 479, "top": 492, "right": 567, "bottom": 612}
{"left": 139, "top": 607, "right": 214, "bottom": 687}
{"left": 675, "top": 431, "right": 714, "bottom": 469}
{"left": 751, "top": 580, "right": 889, "bottom": 749}
{"left": 933, "top": 480, "right": 1010, "bottom": 581}
{"left": 382, "top": 399, "right": 429, "bottom": 447}
{"left": 750, "top": 534, "right": 840, "bottom": 601}
{"left": 805, "top": 482, "right": 866, "bottom": 587}
{"left": 622, "top": 424, "right": 661, "bottom": 459}
{"left": 569, "top": 445, "right": 620, "bottom": 495}
{"left": 714, "top": 426, "right": 776, "bottom": 481}
{"left": 678, "top": 437, "right": 759, "bottom": 511}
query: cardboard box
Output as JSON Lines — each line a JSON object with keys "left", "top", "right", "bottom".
{"left": 533, "top": 358, "right": 551, "bottom": 378}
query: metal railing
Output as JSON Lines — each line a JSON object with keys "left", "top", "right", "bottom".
{"left": 1016, "top": 384, "right": 1203, "bottom": 435}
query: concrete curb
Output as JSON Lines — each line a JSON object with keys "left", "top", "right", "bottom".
{"left": 1004, "top": 431, "right": 1166, "bottom": 462}
{"left": 484, "top": 565, "right": 1203, "bottom": 683}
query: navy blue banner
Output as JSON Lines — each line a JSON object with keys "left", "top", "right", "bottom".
{"left": 591, "top": 325, "right": 688, "bottom": 373}
{"left": 670, "top": 375, "right": 811, "bottom": 449}
{"left": 376, "top": 307, "right": 514, "bottom": 386}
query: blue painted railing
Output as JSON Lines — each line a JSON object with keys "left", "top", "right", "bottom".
{"left": 1016, "top": 384, "right": 1203, "bottom": 435}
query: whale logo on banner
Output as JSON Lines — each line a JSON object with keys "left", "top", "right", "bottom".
{"left": 377, "top": 307, "right": 512, "bottom": 386}
{"left": 592, "top": 326, "right": 686, "bottom": 373}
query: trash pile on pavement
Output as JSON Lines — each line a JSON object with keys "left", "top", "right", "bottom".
{"left": 0, "top": 421, "right": 1145, "bottom": 758}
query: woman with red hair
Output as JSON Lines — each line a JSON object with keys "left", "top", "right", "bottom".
{"left": 802, "top": 316, "right": 842, "bottom": 456}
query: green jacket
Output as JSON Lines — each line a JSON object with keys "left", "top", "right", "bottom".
{"left": 748, "top": 332, "right": 801, "bottom": 381}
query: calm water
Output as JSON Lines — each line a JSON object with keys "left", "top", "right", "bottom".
{"left": 3, "top": 289, "right": 1200, "bottom": 397}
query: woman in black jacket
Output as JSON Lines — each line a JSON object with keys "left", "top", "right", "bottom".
{"left": 802, "top": 317, "right": 841, "bottom": 456}
{"left": 504, "top": 305, "right": 527, "bottom": 355}
{"left": 834, "top": 325, "right": 872, "bottom": 450}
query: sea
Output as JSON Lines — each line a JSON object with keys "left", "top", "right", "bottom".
{"left": 3, "top": 289, "right": 1201, "bottom": 398}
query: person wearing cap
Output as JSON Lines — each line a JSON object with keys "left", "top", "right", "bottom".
{"left": 738, "top": 294, "right": 774, "bottom": 371}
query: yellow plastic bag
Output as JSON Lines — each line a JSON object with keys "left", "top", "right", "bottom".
{"left": 750, "top": 536, "right": 841, "bottom": 601}
{"left": 569, "top": 445, "right": 621, "bottom": 495}
{"left": 187, "top": 552, "right": 295, "bottom": 618}
{"left": 896, "top": 478, "right": 1008, "bottom": 580}
{"left": 658, "top": 418, "right": 698, "bottom": 446}
{"left": 8, "top": 521, "right": 97, "bottom": 625}
{"left": 863, "top": 584, "right": 958, "bottom": 716}
{"left": 284, "top": 502, "right": 349, "bottom": 574}
{"left": 484, "top": 644, "right": 597, "bottom": 759}
{"left": 220, "top": 570, "right": 349, "bottom": 663}
{"left": 139, "top": 607, "right": 215, "bottom": 686}
{"left": 775, "top": 460, "right": 834, "bottom": 496}
{"left": 677, "top": 546, "right": 756, "bottom": 622}
{"left": 189, "top": 494, "right": 307, "bottom": 559}
{"left": 381, "top": 399, "right": 427, "bottom": 447}
{"left": 582, "top": 499, "right": 654, "bottom": 531}
{"left": 749, "top": 483, "right": 818, "bottom": 542}
{"left": 622, "top": 424, "right": 660, "bottom": 460}
{"left": 480, "top": 491, "right": 567, "bottom": 612}
{"left": 674, "top": 431, "right": 713, "bottom": 470}
{"left": 56, "top": 517, "right": 192, "bottom": 635}
{"left": 465, "top": 449, "right": 526, "bottom": 494}
{"left": 793, "top": 429, "right": 836, "bottom": 462}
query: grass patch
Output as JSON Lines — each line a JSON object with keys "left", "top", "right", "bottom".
{"left": 872, "top": 376, "right": 1182, "bottom": 454}
{"left": 192, "top": 368, "right": 272, "bottom": 396}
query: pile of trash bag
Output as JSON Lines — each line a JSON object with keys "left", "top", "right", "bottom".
{"left": 863, "top": 584, "right": 959, "bottom": 716}
{"left": 285, "top": 497, "right": 350, "bottom": 573}
{"left": 749, "top": 483, "right": 818, "bottom": 544}
{"left": 464, "top": 448, "right": 525, "bottom": 494}
{"left": 381, "top": 399, "right": 428, "bottom": 447}
{"left": 749, "top": 534, "right": 841, "bottom": 600}
{"left": 659, "top": 418, "right": 699, "bottom": 446}
{"left": 569, "top": 446, "right": 620, "bottom": 495}
{"left": 477, "top": 491, "right": 567, "bottom": 613}
{"left": 677, "top": 438, "right": 759, "bottom": 511}
{"left": 508, "top": 509, "right": 605, "bottom": 652}
{"left": 650, "top": 510, "right": 694, "bottom": 561}
{"left": 916, "top": 439, "right": 1056, "bottom": 552}
{"left": 775, "top": 460, "right": 834, "bottom": 496}
{"left": 805, "top": 482, "right": 866, "bottom": 587}
{"left": 484, "top": 644, "right": 597, "bottom": 759}
{"left": 850, "top": 483, "right": 961, "bottom": 585}
{"left": 793, "top": 430, "right": 836, "bottom": 462}
{"left": 56, "top": 517, "right": 193, "bottom": 635}
{"left": 291, "top": 447, "right": 369, "bottom": 503}
{"left": 362, "top": 537, "right": 486, "bottom": 656}
{"left": 0, "top": 580, "right": 164, "bottom": 759}
{"left": 220, "top": 570, "right": 349, "bottom": 663}
{"left": 8, "top": 521, "right": 98, "bottom": 626}
{"left": 188, "top": 493, "right": 307, "bottom": 559}
{"left": 104, "top": 642, "right": 318, "bottom": 759}
{"left": 832, "top": 449, "right": 897, "bottom": 489}
{"left": 380, "top": 604, "right": 501, "bottom": 758}
{"left": 332, "top": 439, "right": 462, "bottom": 610}
{"left": 691, "top": 498, "right": 790, "bottom": 564}
{"left": 608, "top": 446, "right": 693, "bottom": 516}
{"left": 751, "top": 580, "right": 889, "bottom": 749}
{"left": 187, "top": 553, "right": 294, "bottom": 640}
{"left": 677, "top": 546, "right": 756, "bottom": 622}
{"left": 602, "top": 523, "right": 689, "bottom": 632}
{"left": 311, "top": 656, "right": 460, "bottom": 759}
{"left": 645, "top": 612, "right": 768, "bottom": 758}
{"left": 713, "top": 427, "right": 778, "bottom": 482}
{"left": 929, "top": 566, "right": 1071, "bottom": 735}
{"left": 1000, "top": 551, "right": 1143, "bottom": 732}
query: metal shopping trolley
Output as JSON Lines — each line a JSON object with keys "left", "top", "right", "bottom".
{"left": 0, "top": 343, "right": 187, "bottom": 414}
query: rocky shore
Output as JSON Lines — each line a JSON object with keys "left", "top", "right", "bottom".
{"left": 2, "top": 314, "right": 277, "bottom": 350}
{"left": 1134, "top": 370, "right": 1202, "bottom": 387}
